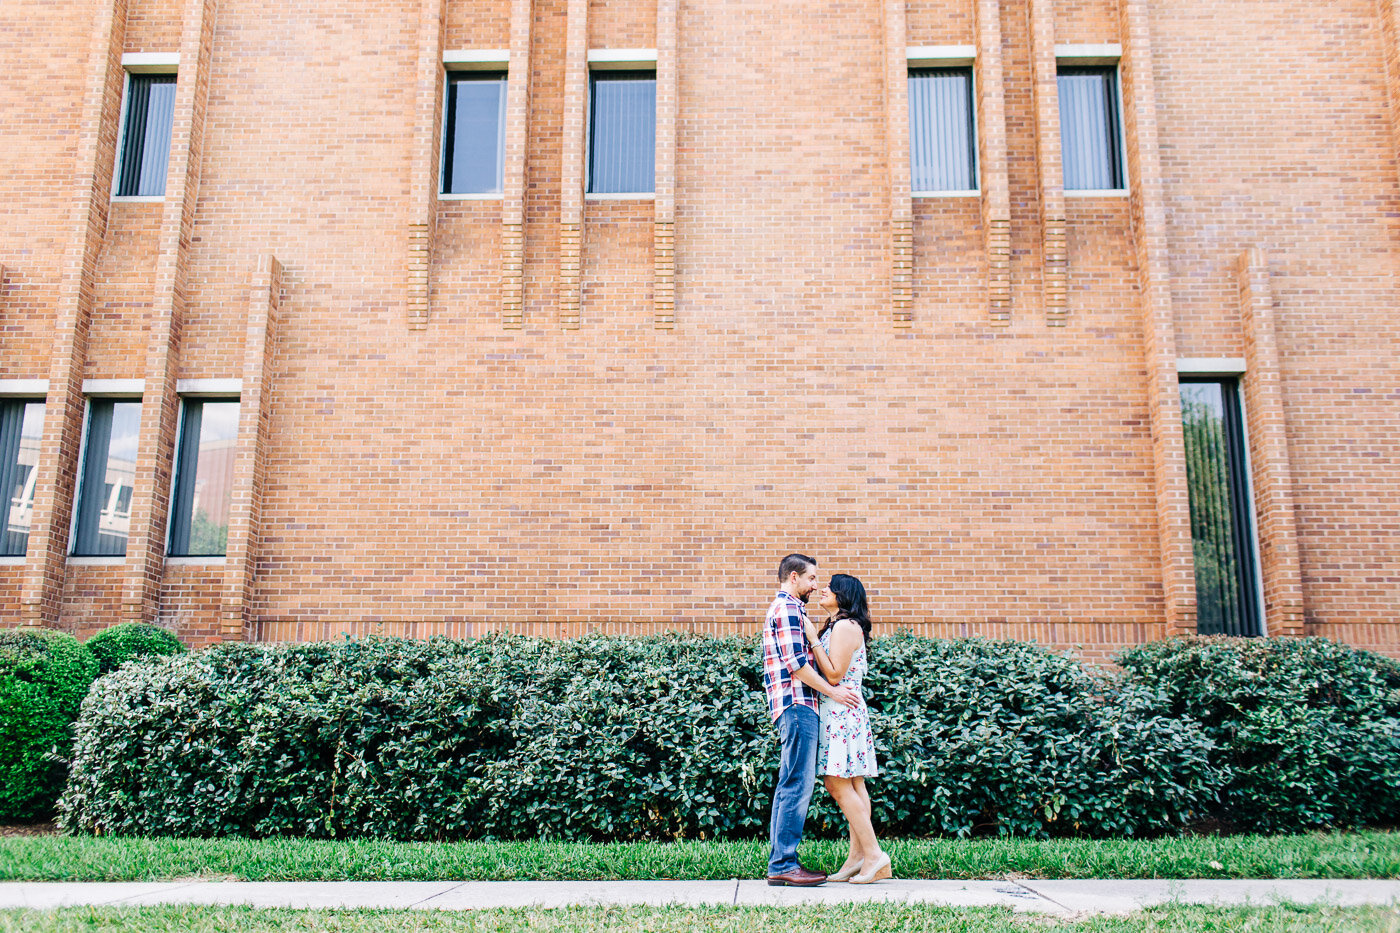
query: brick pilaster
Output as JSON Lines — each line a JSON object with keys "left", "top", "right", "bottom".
{"left": 221, "top": 254, "right": 282, "bottom": 640}
{"left": 1379, "top": 0, "right": 1400, "bottom": 181}
{"left": 1236, "top": 249, "right": 1306, "bottom": 637}
{"left": 653, "top": 0, "right": 677, "bottom": 329}
{"left": 1119, "top": 0, "right": 1196, "bottom": 636}
{"left": 1027, "top": 0, "right": 1066, "bottom": 325}
{"left": 407, "top": 0, "right": 445, "bottom": 331}
{"left": 975, "top": 0, "right": 1012, "bottom": 325}
{"left": 557, "top": 0, "right": 588, "bottom": 329}
{"left": 881, "top": 0, "right": 913, "bottom": 326}
{"left": 121, "top": 0, "right": 219, "bottom": 625}
{"left": 20, "top": 0, "right": 129, "bottom": 629}
{"left": 501, "top": 0, "right": 533, "bottom": 329}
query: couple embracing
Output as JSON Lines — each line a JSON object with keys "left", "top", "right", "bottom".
{"left": 761, "top": 553, "right": 892, "bottom": 886}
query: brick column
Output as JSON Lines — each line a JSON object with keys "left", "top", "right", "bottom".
{"left": 221, "top": 255, "right": 282, "bottom": 640}
{"left": 20, "top": 0, "right": 129, "bottom": 628}
{"left": 975, "top": 0, "right": 1011, "bottom": 325}
{"left": 1027, "top": 0, "right": 1066, "bottom": 325}
{"left": 653, "top": 0, "right": 677, "bottom": 329}
{"left": 1119, "top": 0, "right": 1196, "bottom": 636}
{"left": 557, "top": 0, "right": 589, "bottom": 329}
{"left": 1379, "top": 0, "right": 1400, "bottom": 178}
{"left": 1236, "top": 249, "right": 1306, "bottom": 637}
{"left": 501, "top": 0, "right": 533, "bottom": 329}
{"left": 881, "top": 0, "right": 913, "bottom": 326}
{"left": 121, "top": 0, "right": 218, "bottom": 625}
{"left": 407, "top": 0, "right": 445, "bottom": 330}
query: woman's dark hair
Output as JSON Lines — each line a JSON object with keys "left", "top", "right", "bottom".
{"left": 820, "top": 573, "right": 872, "bottom": 646}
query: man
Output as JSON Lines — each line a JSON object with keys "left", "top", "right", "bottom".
{"left": 762, "top": 553, "right": 860, "bottom": 886}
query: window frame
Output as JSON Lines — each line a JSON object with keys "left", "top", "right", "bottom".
{"left": 585, "top": 67, "right": 658, "bottom": 198}
{"left": 439, "top": 69, "right": 508, "bottom": 200}
{"left": 69, "top": 396, "right": 142, "bottom": 560}
{"left": 112, "top": 65, "right": 178, "bottom": 201}
{"left": 907, "top": 64, "right": 980, "bottom": 197}
{"left": 1056, "top": 62, "right": 1129, "bottom": 195}
{"left": 0, "top": 398, "right": 44, "bottom": 560}
{"left": 166, "top": 395, "right": 240, "bottom": 560}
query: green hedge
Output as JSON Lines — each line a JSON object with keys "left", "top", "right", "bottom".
{"left": 59, "top": 635, "right": 1218, "bottom": 840}
{"left": 0, "top": 629, "right": 100, "bottom": 820}
{"left": 84, "top": 623, "right": 186, "bottom": 675}
{"left": 1118, "top": 636, "right": 1400, "bottom": 833}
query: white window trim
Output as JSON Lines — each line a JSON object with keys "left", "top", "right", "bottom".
{"left": 0, "top": 556, "right": 25, "bottom": 566}
{"left": 121, "top": 52, "right": 179, "bottom": 74}
{"left": 907, "top": 45, "right": 976, "bottom": 67}
{"left": 67, "top": 556, "right": 125, "bottom": 566}
{"left": 1177, "top": 358, "right": 1247, "bottom": 376}
{"left": 442, "top": 49, "right": 509, "bottom": 71}
{"left": 176, "top": 378, "right": 241, "bottom": 396}
{"left": 166, "top": 555, "right": 228, "bottom": 566}
{"left": 82, "top": 379, "right": 144, "bottom": 396}
{"left": 439, "top": 192, "right": 504, "bottom": 201}
{"left": 1055, "top": 43, "right": 1121, "bottom": 66}
{"left": 585, "top": 192, "right": 655, "bottom": 201}
{"left": 913, "top": 190, "right": 981, "bottom": 198}
{"left": 587, "top": 48, "right": 657, "bottom": 70}
{"left": 0, "top": 380, "right": 47, "bottom": 396}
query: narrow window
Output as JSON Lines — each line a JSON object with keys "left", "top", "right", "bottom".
{"left": 1180, "top": 379, "right": 1261, "bottom": 636}
{"left": 168, "top": 399, "right": 239, "bottom": 557}
{"left": 908, "top": 67, "right": 977, "bottom": 192}
{"left": 116, "top": 74, "right": 177, "bottom": 197}
{"left": 1057, "top": 66, "right": 1124, "bottom": 190}
{"left": 442, "top": 73, "right": 507, "bottom": 195}
{"left": 72, "top": 400, "right": 141, "bottom": 556}
{"left": 588, "top": 71, "right": 656, "bottom": 194}
{"left": 0, "top": 400, "right": 44, "bottom": 557}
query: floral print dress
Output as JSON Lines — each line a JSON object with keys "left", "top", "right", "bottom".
{"left": 815, "top": 626, "right": 879, "bottom": 778}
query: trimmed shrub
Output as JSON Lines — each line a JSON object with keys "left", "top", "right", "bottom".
{"left": 0, "top": 628, "right": 100, "bottom": 820}
{"left": 84, "top": 623, "right": 186, "bottom": 674}
{"left": 59, "top": 635, "right": 1218, "bottom": 840}
{"left": 1117, "top": 636, "right": 1400, "bottom": 832}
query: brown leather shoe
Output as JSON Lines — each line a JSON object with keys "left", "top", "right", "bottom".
{"left": 766, "top": 865, "right": 828, "bottom": 886}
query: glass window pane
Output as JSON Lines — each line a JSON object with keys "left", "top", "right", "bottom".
{"left": 588, "top": 72, "right": 655, "bottom": 194}
{"left": 443, "top": 74, "right": 506, "bottom": 195}
{"left": 169, "top": 400, "right": 239, "bottom": 557}
{"left": 73, "top": 400, "right": 141, "bottom": 556}
{"left": 117, "top": 75, "right": 176, "bottom": 197}
{"left": 909, "top": 68, "right": 976, "bottom": 192}
{"left": 1058, "top": 67, "right": 1122, "bottom": 190}
{"left": 0, "top": 401, "right": 44, "bottom": 557}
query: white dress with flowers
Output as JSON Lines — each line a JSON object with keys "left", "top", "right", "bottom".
{"left": 816, "top": 626, "right": 879, "bottom": 778}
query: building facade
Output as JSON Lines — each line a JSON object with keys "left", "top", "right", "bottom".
{"left": 1, "top": 0, "right": 1397, "bottom": 662}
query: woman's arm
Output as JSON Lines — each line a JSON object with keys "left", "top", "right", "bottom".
{"left": 805, "top": 618, "right": 861, "bottom": 685}
{"left": 803, "top": 618, "right": 840, "bottom": 683}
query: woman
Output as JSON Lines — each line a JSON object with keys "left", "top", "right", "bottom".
{"left": 803, "top": 573, "right": 891, "bottom": 883}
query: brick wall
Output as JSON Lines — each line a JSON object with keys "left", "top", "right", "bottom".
{"left": 0, "top": 0, "right": 1396, "bottom": 659}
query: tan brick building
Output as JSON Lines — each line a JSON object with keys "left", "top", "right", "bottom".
{"left": 1, "top": 0, "right": 1396, "bottom": 661}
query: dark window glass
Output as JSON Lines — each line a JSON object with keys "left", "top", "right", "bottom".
{"left": 0, "top": 400, "right": 44, "bottom": 557}
{"left": 168, "top": 399, "right": 240, "bottom": 557}
{"left": 588, "top": 71, "right": 656, "bottom": 194}
{"left": 1181, "top": 379, "right": 1261, "bottom": 636}
{"left": 908, "top": 68, "right": 977, "bottom": 192}
{"left": 73, "top": 400, "right": 141, "bottom": 557}
{"left": 1057, "top": 66, "right": 1123, "bottom": 190}
{"left": 442, "top": 73, "right": 507, "bottom": 195}
{"left": 117, "top": 74, "right": 176, "bottom": 197}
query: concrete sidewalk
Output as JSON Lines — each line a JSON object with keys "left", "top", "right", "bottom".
{"left": 2, "top": 879, "right": 1399, "bottom": 915}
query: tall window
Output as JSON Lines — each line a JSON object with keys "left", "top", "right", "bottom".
{"left": 1057, "top": 66, "right": 1124, "bottom": 191}
{"left": 442, "top": 73, "right": 507, "bottom": 195}
{"left": 116, "top": 74, "right": 177, "bottom": 197}
{"left": 1181, "top": 379, "right": 1261, "bottom": 636}
{"left": 72, "top": 400, "right": 141, "bottom": 557}
{"left": 908, "top": 67, "right": 977, "bottom": 192}
{"left": 588, "top": 71, "right": 656, "bottom": 194}
{"left": 0, "top": 400, "right": 44, "bottom": 557}
{"left": 168, "top": 399, "right": 239, "bottom": 557}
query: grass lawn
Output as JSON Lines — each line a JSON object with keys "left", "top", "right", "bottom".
{"left": 1, "top": 831, "right": 1397, "bottom": 882}
{"left": 2, "top": 903, "right": 1398, "bottom": 932}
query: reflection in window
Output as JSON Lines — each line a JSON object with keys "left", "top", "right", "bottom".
{"left": 117, "top": 74, "right": 177, "bottom": 197}
{"left": 73, "top": 400, "right": 141, "bottom": 556}
{"left": 908, "top": 67, "right": 977, "bottom": 192}
{"left": 442, "top": 73, "right": 507, "bottom": 195}
{"left": 0, "top": 400, "right": 44, "bottom": 557}
{"left": 168, "top": 399, "right": 239, "bottom": 557}
{"left": 1057, "top": 66, "right": 1124, "bottom": 190}
{"left": 588, "top": 71, "right": 656, "bottom": 194}
{"left": 1181, "top": 379, "right": 1261, "bottom": 636}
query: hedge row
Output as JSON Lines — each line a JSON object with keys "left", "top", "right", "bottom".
{"left": 57, "top": 633, "right": 1399, "bottom": 841}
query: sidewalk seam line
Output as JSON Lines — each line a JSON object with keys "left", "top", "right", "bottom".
{"left": 731, "top": 878, "right": 739, "bottom": 906}
{"left": 1014, "top": 880, "right": 1076, "bottom": 914}
{"left": 408, "top": 881, "right": 470, "bottom": 908}
{"left": 106, "top": 881, "right": 203, "bottom": 906}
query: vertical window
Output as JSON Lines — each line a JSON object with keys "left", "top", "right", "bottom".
{"left": 73, "top": 400, "right": 141, "bottom": 556}
{"left": 0, "top": 400, "right": 44, "bottom": 557}
{"left": 116, "top": 74, "right": 176, "bottom": 197}
{"left": 1181, "top": 379, "right": 1261, "bottom": 636}
{"left": 441, "top": 73, "right": 507, "bottom": 195}
{"left": 1057, "top": 66, "right": 1124, "bottom": 191}
{"left": 588, "top": 71, "right": 656, "bottom": 194}
{"left": 168, "top": 399, "right": 239, "bottom": 557}
{"left": 908, "top": 67, "right": 977, "bottom": 192}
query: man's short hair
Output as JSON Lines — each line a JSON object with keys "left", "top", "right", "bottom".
{"left": 777, "top": 553, "right": 817, "bottom": 583}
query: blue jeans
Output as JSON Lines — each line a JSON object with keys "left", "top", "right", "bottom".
{"left": 768, "top": 704, "right": 819, "bottom": 875}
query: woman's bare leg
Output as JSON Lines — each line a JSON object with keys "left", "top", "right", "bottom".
{"left": 852, "top": 777, "right": 881, "bottom": 853}
{"left": 824, "top": 775, "right": 879, "bottom": 871}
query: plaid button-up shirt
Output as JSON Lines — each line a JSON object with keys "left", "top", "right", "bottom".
{"left": 761, "top": 591, "right": 818, "bottom": 721}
